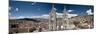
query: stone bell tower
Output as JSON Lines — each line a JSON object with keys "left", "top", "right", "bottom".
{"left": 62, "top": 5, "right": 69, "bottom": 30}
{"left": 49, "top": 4, "right": 57, "bottom": 31}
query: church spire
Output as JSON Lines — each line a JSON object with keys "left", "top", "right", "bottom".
{"left": 63, "top": 5, "right": 68, "bottom": 19}
{"left": 64, "top": 5, "right": 66, "bottom": 11}
{"left": 51, "top": 4, "right": 56, "bottom": 11}
{"left": 49, "top": 3, "right": 57, "bottom": 31}
{"left": 63, "top": 5, "right": 67, "bottom": 12}
{"left": 52, "top": 4, "right": 54, "bottom": 9}
{"left": 51, "top": 4, "right": 56, "bottom": 14}
{"left": 63, "top": 5, "right": 70, "bottom": 30}
{"left": 63, "top": 5, "right": 68, "bottom": 14}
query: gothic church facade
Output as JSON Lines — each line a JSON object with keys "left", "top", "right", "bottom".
{"left": 48, "top": 4, "right": 75, "bottom": 31}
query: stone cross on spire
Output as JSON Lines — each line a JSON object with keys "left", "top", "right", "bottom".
{"left": 64, "top": 5, "right": 66, "bottom": 11}
{"left": 51, "top": 4, "right": 57, "bottom": 11}
{"left": 63, "top": 5, "right": 68, "bottom": 15}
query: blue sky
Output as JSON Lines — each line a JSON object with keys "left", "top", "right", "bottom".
{"left": 9, "top": 1, "right": 94, "bottom": 18}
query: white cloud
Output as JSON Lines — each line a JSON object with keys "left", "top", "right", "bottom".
{"left": 67, "top": 10, "right": 73, "bottom": 12}
{"left": 56, "top": 12, "right": 63, "bottom": 15}
{"left": 42, "top": 14, "right": 49, "bottom": 17}
{"left": 17, "top": 16, "right": 40, "bottom": 19}
{"left": 9, "top": 16, "right": 17, "bottom": 19}
{"left": 9, "top": 16, "right": 41, "bottom": 19}
{"left": 9, "top": 7, "right": 19, "bottom": 12}
{"left": 68, "top": 14, "right": 78, "bottom": 18}
{"left": 32, "top": 16, "right": 41, "bottom": 18}
{"left": 56, "top": 12, "right": 78, "bottom": 18}
{"left": 15, "top": 8, "right": 19, "bottom": 11}
{"left": 56, "top": 12, "right": 63, "bottom": 18}
{"left": 32, "top": 2, "right": 36, "bottom": 5}
{"left": 86, "top": 9, "right": 93, "bottom": 15}
{"left": 9, "top": 16, "right": 22, "bottom": 19}
{"left": 9, "top": 6, "right": 11, "bottom": 11}
{"left": 17, "top": 16, "right": 25, "bottom": 18}
{"left": 9, "top": 16, "right": 29, "bottom": 19}
{"left": 9, "top": 14, "right": 49, "bottom": 19}
{"left": 41, "top": 14, "right": 49, "bottom": 19}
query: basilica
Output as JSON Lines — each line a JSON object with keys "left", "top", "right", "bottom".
{"left": 48, "top": 4, "right": 76, "bottom": 31}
